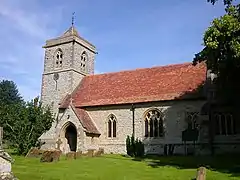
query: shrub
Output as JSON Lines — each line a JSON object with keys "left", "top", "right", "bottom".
{"left": 126, "top": 135, "right": 132, "bottom": 156}
{"left": 135, "top": 138, "right": 145, "bottom": 157}
{"left": 126, "top": 135, "right": 144, "bottom": 157}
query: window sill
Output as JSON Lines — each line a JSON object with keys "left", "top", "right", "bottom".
{"left": 143, "top": 137, "right": 165, "bottom": 140}
{"left": 107, "top": 137, "right": 118, "bottom": 140}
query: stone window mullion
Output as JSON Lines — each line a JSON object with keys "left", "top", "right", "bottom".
{"left": 219, "top": 115, "right": 222, "bottom": 135}
{"left": 225, "top": 115, "right": 228, "bottom": 135}
{"left": 231, "top": 115, "right": 234, "bottom": 134}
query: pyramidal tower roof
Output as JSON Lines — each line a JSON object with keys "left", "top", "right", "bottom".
{"left": 43, "top": 13, "right": 96, "bottom": 49}
{"left": 43, "top": 24, "right": 96, "bottom": 51}
{"left": 61, "top": 25, "right": 80, "bottom": 38}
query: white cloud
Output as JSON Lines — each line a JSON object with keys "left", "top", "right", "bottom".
{"left": 0, "top": 0, "right": 62, "bottom": 39}
{"left": 0, "top": 0, "right": 63, "bottom": 101}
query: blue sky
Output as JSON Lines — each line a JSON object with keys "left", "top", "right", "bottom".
{"left": 0, "top": 0, "right": 226, "bottom": 101}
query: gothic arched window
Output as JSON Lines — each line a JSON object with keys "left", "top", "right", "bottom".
{"left": 55, "top": 49, "right": 63, "bottom": 68}
{"left": 80, "top": 51, "right": 88, "bottom": 72}
{"left": 185, "top": 112, "right": 199, "bottom": 129}
{"left": 145, "top": 109, "right": 163, "bottom": 137}
{"left": 107, "top": 114, "right": 117, "bottom": 138}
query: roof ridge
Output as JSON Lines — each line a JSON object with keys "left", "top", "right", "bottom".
{"left": 72, "top": 106, "right": 100, "bottom": 135}
{"left": 91, "top": 61, "right": 194, "bottom": 77}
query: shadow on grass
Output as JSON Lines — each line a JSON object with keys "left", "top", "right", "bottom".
{"left": 130, "top": 154, "right": 240, "bottom": 177}
{"left": 101, "top": 154, "right": 240, "bottom": 177}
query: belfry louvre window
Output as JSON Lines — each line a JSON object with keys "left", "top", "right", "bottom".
{"left": 214, "top": 113, "right": 236, "bottom": 135}
{"left": 80, "top": 51, "right": 87, "bottom": 71}
{"left": 145, "top": 109, "right": 163, "bottom": 137}
{"left": 55, "top": 49, "right": 63, "bottom": 68}
{"left": 107, "top": 114, "right": 117, "bottom": 138}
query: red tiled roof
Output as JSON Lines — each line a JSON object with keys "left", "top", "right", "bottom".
{"left": 71, "top": 105, "right": 100, "bottom": 135}
{"left": 59, "top": 94, "right": 71, "bottom": 109}
{"left": 72, "top": 62, "right": 207, "bottom": 107}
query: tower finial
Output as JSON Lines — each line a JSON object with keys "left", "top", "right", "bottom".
{"left": 72, "top": 12, "right": 75, "bottom": 26}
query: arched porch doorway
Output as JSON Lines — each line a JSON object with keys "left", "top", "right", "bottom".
{"left": 65, "top": 124, "right": 77, "bottom": 151}
{"left": 60, "top": 122, "right": 77, "bottom": 152}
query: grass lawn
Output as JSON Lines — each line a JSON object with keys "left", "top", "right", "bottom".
{"left": 11, "top": 154, "right": 240, "bottom": 180}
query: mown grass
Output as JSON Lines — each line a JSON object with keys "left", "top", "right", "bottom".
{"left": 11, "top": 154, "right": 240, "bottom": 180}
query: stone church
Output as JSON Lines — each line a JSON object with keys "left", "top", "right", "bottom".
{"left": 39, "top": 25, "right": 240, "bottom": 155}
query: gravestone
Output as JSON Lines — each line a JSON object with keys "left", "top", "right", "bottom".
{"left": 0, "top": 127, "right": 18, "bottom": 179}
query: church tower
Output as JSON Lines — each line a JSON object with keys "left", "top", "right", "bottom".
{"left": 41, "top": 25, "right": 97, "bottom": 113}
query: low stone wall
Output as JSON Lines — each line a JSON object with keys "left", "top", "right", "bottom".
{"left": 144, "top": 143, "right": 211, "bottom": 156}
{"left": 98, "top": 144, "right": 125, "bottom": 154}
{"left": 213, "top": 143, "right": 240, "bottom": 155}
{"left": 144, "top": 142, "right": 240, "bottom": 156}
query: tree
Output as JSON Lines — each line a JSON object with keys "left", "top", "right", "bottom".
{"left": 0, "top": 79, "right": 54, "bottom": 155}
{"left": 0, "top": 79, "right": 24, "bottom": 144}
{"left": 193, "top": 3, "right": 240, "bottom": 104}
{"left": 1, "top": 97, "right": 54, "bottom": 155}
{"left": 207, "top": 0, "right": 234, "bottom": 6}
{"left": 0, "top": 80, "right": 23, "bottom": 106}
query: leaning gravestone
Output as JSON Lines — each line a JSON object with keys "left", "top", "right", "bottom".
{"left": 0, "top": 127, "right": 18, "bottom": 180}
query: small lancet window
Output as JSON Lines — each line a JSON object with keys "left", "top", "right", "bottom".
{"left": 107, "top": 114, "right": 117, "bottom": 138}
{"left": 55, "top": 49, "right": 63, "bottom": 68}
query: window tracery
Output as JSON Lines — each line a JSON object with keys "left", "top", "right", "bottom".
{"left": 185, "top": 112, "right": 199, "bottom": 129}
{"left": 144, "top": 109, "right": 163, "bottom": 137}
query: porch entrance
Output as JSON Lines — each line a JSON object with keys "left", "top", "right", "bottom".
{"left": 65, "top": 123, "right": 77, "bottom": 152}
